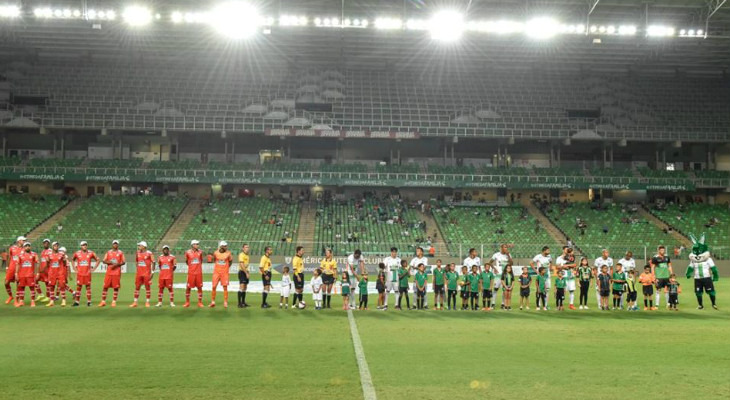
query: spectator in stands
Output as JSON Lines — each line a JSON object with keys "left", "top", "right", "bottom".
{"left": 566, "top": 238, "right": 573, "bottom": 248}
{"left": 57, "top": 224, "right": 63, "bottom": 233}
{"left": 116, "top": 219, "right": 122, "bottom": 228}
{"left": 428, "top": 246, "right": 436, "bottom": 257}
{"left": 602, "top": 225, "right": 609, "bottom": 234}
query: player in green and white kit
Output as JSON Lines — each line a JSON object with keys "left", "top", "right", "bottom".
{"left": 651, "top": 245, "right": 673, "bottom": 308}
{"left": 383, "top": 247, "right": 401, "bottom": 310}
{"left": 530, "top": 246, "right": 553, "bottom": 309}
{"left": 556, "top": 246, "right": 577, "bottom": 310}
{"left": 445, "top": 264, "right": 458, "bottom": 310}
{"left": 432, "top": 260, "right": 445, "bottom": 310}
{"left": 489, "top": 244, "right": 512, "bottom": 309}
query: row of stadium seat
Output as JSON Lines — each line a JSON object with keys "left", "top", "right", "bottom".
{"left": 649, "top": 203, "right": 728, "bottom": 259}
{"left": 0, "top": 194, "right": 69, "bottom": 245}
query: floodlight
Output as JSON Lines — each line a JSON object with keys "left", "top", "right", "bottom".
{"left": 598, "top": 25, "right": 606, "bottom": 33}
{"left": 63, "top": 9, "right": 71, "bottom": 17}
{"left": 53, "top": 9, "right": 63, "bottom": 17}
{"left": 0, "top": 5, "right": 19, "bottom": 18}
{"left": 87, "top": 9, "right": 97, "bottom": 19}
{"left": 647, "top": 25, "right": 674, "bottom": 37}
{"left": 361, "top": 19, "right": 368, "bottom": 27}
{"left": 106, "top": 10, "right": 116, "bottom": 20}
{"left": 171, "top": 11, "right": 183, "bottom": 23}
{"left": 331, "top": 17, "right": 339, "bottom": 26}
{"left": 428, "top": 10, "right": 465, "bottom": 42}
{"left": 343, "top": 18, "right": 351, "bottom": 26}
{"left": 618, "top": 25, "right": 636, "bottom": 35}
{"left": 606, "top": 25, "right": 615, "bottom": 34}
{"left": 688, "top": 29, "right": 695, "bottom": 36}
{"left": 353, "top": 18, "right": 360, "bottom": 26}
{"left": 98, "top": 11, "right": 106, "bottom": 18}
{"left": 298, "top": 16, "right": 307, "bottom": 25}
{"left": 576, "top": 24, "right": 585, "bottom": 33}
{"left": 33, "top": 8, "right": 44, "bottom": 17}
{"left": 697, "top": 29, "right": 703, "bottom": 36}
{"left": 525, "top": 17, "right": 560, "bottom": 39}
{"left": 375, "top": 17, "right": 403, "bottom": 30}
{"left": 323, "top": 18, "right": 331, "bottom": 26}
{"left": 123, "top": 5, "right": 151, "bottom": 26}
{"left": 73, "top": 9, "right": 81, "bottom": 17}
{"left": 589, "top": 25, "right": 597, "bottom": 33}
{"left": 209, "top": 2, "right": 263, "bottom": 39}
{"left": 314, "top": 17, "right": 322, "bottom": 26}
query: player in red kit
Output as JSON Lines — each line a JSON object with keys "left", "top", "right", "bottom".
{"left": 100, "top": 240, "right": 125, "bottom": 307}
{"left": 156, "top": 245, "right": 177, "bottom": 307}
{"left": 72, "top": 241, "right": 100, "bottom": 307}
{"left": 184, "top": 240, "right": 204, "bottom": 308}
{"left": 5, "top": 235, "right": 25, "bottom": 305}
{"left": 35, "top": 238, "right": 53, "bottom": 302}
{"left": 15, "top": 242, "right": 39, "bottom": 307}
{"left": 46, "top": 242, "right": 67, "bottom": 307}
{"left": 56, "top": 246, "right": 74, "bottom": 301}
{"left": 130, "top": 241, "right": 154, "bottom": 308}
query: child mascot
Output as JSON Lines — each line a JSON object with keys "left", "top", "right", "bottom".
{"left": 685, "top": 233, "right": 719, "bottom": 310}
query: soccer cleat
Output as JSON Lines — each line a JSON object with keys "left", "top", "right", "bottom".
{"left": 5, "top": 297, "right": 13, "bottom": 305}
{"left": 651, "top": 307, "right": 658, "bottom": 311}
{"left": 526, "top": 306, "right": 530, "bottom": 310}
{"left": 170, "top": 303, "right": 175, "bottom": 307}
{"left": 209, "top": 302, "right": 216, "bottom": 308}
{"left": 98, "top": 301, "right": 106, "bottom": 307}
{"left": 223, "top": 302, "right": 228, "bottom": 309}
{"left": 183, "top": 301, "right": 190, "bottom": 308}
{"left": 61, "top": 300, "right": 67, "bottom": 307}
{"left": 46, "top": 301, "right": 54, "bottom": 307}
{"left": 86, "top": 302, "right": 91, "bottom": 307}
{"left": 155, "top": 302, "right": 163, "bottom": 308}
{"left": 145, "top": 301, "right": 150, "bottom": 308}
{"left": 129, "top": 302, "right": 138, "bottom": 308}
{"left": 584, "top": 306, "right": 589, "bottom": 309}
{"left": 712, "top": 305, "right": 718, "bottom": 310}
{"left": 644, "top": 307, "right": 648, "bottom": 311}
{"left": 111, "top": 301, "right": 117, "bottom": 308}
{"left": 197, "top": 302, "right": 204, "bottom": 308}
{"left": 543, "top": 307, "right": 548, "bottom": 311}
{"left": 36, "top": 295, "right": 47, "bottom": 303}
{"left": 697, "top": 306, "right": 704, "bottom": 310}
{"left": 72, "top": 301, "right": 79, "bottom": 307}
{"left": 569, "top": 305, "right": 575, "bottom": 310}
{"left": 30, "top": 301, "right": 36, "bottom": 307}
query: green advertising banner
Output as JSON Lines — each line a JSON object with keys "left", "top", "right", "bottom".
{"left": 0, "top": 171, "right": 696, "bottom": 191}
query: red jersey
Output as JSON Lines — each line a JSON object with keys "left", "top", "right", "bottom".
{"left": 185, "top": 249, "right": 203, "bottom": 275}
{"left": 9, "top": 244, "right": 22, "bottom": 268}
{"left": 40, "top": 248, "right": 53, "bottom": 271}
{"left": 74, "top": 250, "right": 97, "bottom": 276}
{"left": 158, "top": 255, "right": 176, "bottom": 280}
{"left": 17, "top": 251, "right": 39, "bottom": 278}
{"left": 104, "top": 250, "right": 125, "bottom": 276}
{"left": 48, "top": 251, "right": 65, "bottom": 273}
{"left": 136, "top": 250, "right": 154, "bottom": 276}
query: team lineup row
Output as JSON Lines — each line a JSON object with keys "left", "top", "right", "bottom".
{"left": 4, "top": 236, "right": 719, "bottom": 311}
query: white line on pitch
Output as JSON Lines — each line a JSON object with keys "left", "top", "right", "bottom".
{"left": 347, "top": 309, "right": 377, "bottom": 400}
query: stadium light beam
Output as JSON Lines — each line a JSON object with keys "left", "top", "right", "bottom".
{"left": 428, "top": 10, "right": 465, "bottom": 42}
{"left": 210, "top": 2, "right": 262, "bottom": 39}
{"left": 123, "top": 5, "right": 153, "bottom": 27}
{"left": 375, "top": 17, "right": 402, "bottom": 30}
{"left": 525, "top": 17, "right": 560, "bottom": 39}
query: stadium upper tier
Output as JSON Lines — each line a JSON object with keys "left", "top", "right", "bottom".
{"left": 433, "top": 205, "right": 560, "bottom": 258}
{"left": 5, "top": 63, "right": 729, "bottom": 140}
{"left": 176, "top": 197, "right": 301, "bottom": 257}
{"left": 0, "top": 194, "right": 69, "bottom": 245}
{"left": 313, "top": 198, "right": 427, "bottom": 256}
{"left": 543, "top": 202, "right": 678, "bottom": 258}
{"left": 649, "top": 203, "right": 728, "bottom": 259}
{"left": 39, "top": 195, "right": 187, "bottom": 257}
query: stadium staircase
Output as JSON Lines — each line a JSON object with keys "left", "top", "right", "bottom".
{"left": 298, "top": 202, "right": 316, "bottom": 246}
{"left": 26, "top": 197, "right": 85, "bottom": 241}
{"left": 525, "top": 201, "right": 571, "bottom": 251}
{"left": 421, "top": 209, "right": 447, "bottom": 255}
{"left": 155, "top": 198, "right": 205, "bottom": 252}
{"left": 637, "top": 205, "right": 691, "bottom": 248}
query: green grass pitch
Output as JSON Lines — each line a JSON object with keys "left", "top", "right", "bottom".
{"left": 1, "top": 275, "right": 728, "bottom": 399}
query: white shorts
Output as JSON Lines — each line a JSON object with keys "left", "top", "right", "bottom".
{"left": 386, "top": 281, "right": 399, "bottom": 292}
{"left": 566, "top": 280, "right": 576, "bottom": 292}
{"left": 493, "top": 279, "right": 502, "bottom": 289}
{"left": 545, "top": 278, "right": 552, "bottom": 289}
{"left": 280, "top": 287, "right": 291, "bottom": 297}
{"left": 313, "top": 292, "right": 323, "bottom": 301}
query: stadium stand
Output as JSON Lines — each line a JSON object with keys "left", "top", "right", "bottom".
{"left": 28, "top": 158, "right": 83, "bottom": 168}
{"left": 649, "top": 203, "right": 729, "bottom": 259}
{"left": 314, "top": 197, "right": 427, "bottom": 256}
{"left": 542, "top": 202, "right": 676, "bottom": 258}
{"left": 176, "top": 197, "right": 300, "bottom": 257}
{"left": 43, "top": 196, "right": 187, "bottom": 256}
{"left": 375, "top": 163, "right": 421, "bottom": 174}
{"left": 0, "top": 194, "right": 69, "bottom": 245}
{"left": 0, "top": 157, "right": 22, "bottom": 166}
{"left": 433, "top": 205, "right": 559, "bottom": 258}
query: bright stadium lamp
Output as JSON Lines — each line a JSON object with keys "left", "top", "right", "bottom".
{"left": 210, "top": 2, "right": 262, "bottom": 39}
{"left": 123, "top": 5, "right": 153, "bottom": 26}
{"left": 647, "top": 25, "right": 674, "bottom": 37}
{"left": 429, "top": 10, "right": 465, "bottom": 42}
{"left": 0, "top": 5, "right": 19, "bottom": 18}
{"left": 526, "top": 17, "right": 560, "bottom": 39}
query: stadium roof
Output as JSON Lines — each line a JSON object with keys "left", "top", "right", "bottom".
{"left": 0, "top": 0, "right": 729, "bottom": 72}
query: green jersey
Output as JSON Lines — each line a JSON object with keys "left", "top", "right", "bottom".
{"left": 612, "top": 272, "right": 626, "bottom": 291}
{"left": 480, "top": 271, "right": 495, "bottom": 289}
{"left": 625, "top": 275, "right": 637, "bottom": 293}
{"left": 358, "top": 279, "right": 368, "bottom": 293}
{"left": 554, "top": 276, "right": 566, "bottom": 289}
{"left": 469, "top": 273, "right": 481, "bottom": 292}
{"left": 433, "top": 268, "right": 445, "bottom": 285}
{"left": 341, "top": 280, "right": 351, "bottom": 295}
{"left": 537, "top": 274, "right": 548, "bottom": 293}
{"left": 668, "top": 281, "right": 680, "bottom": 295}
{"left": 415, "top": 271, "right": 428, "bottom": 287}
{"left": 459, "top": 274, "right": 470, "bottom": 291}
{"left": 398, "top": 267, "right": 409, "bottom": 288}
{"left": 446, "top": 271, "right": 458, "bottom": 290}
{"left": 502, "top": 273, "right": 514, "bottom": 288}
{"left": 578, "top": 266, "right": 592, "bottom": 281}
{"left": 651, "top": 255, "right": 671, "bottom": 279}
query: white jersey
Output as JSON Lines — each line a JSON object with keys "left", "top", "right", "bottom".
{"left": 410, "top": 256, "right": 429, "bottom": 276}
{"left": 594, "top": 257, "right": 614, "bottom": 272}
{"left": 490, "top": 252, "right": 511, "bottom": 275}
{"left": 463, "top": 256, "right": 481, "bottom": 270}
{"left": 310, "top": 276, "right": 323, "bottom": 292}
{"left": 383, "top": 256, "right": 401, "bottom": 282}
{"left": 620, "top": 257, "right": 636, "bottom": 272}
{"left": 532, "top": 254, "right": 553, "bottom": 277}
{"left": 280, "top": 275, "right": 291, "bottom": 289}
{"left": 690, "top": 258, "right": 715, "bottom": 279}
{"left": 556, "top": 255, "right": 576, "bottom": 280}
{"left": 347, "top": 254, "right": 363, "bottom": 275}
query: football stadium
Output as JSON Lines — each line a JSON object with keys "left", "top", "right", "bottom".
{"left": 1, "top": 0, "right": 730, "bottom": 398}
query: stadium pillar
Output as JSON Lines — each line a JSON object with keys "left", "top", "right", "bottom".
{"left": 557, "top": 145, "right": 561, "bottom": 166}
{"left": 60, "top": 134, "right": 65, "bottom": 159}
{"left": 1, "top": 135, "right": 5, "bottom": 157}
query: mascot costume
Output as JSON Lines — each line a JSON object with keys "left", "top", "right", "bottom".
{"left": 685, "top": 233, "right": 719, "bottom": 310}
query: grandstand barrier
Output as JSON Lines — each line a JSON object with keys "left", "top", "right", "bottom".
{"left": 0, "top": 166, "right": 707, "bottom": 190}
